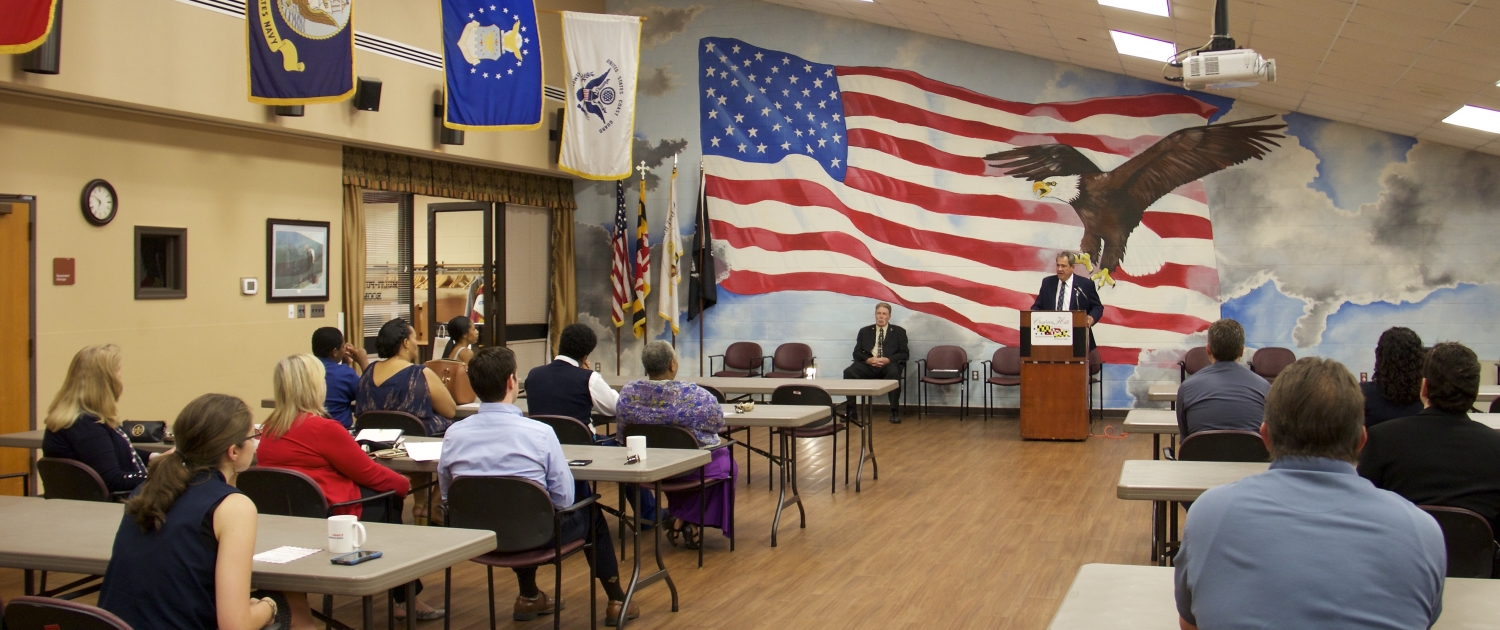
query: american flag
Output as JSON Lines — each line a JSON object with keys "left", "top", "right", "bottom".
{"left": 699, "top": 37, "right": 1221, "bottom": 365}
{"left": 609, "top": 180, "right": 634, "bottom": 329}
{"left": 631, "top": 173, "right": 651, "bottom": 338}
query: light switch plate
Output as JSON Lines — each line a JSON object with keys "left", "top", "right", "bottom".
{"left": 296, "top": 305, "right": 307, "bottom": 318}
{"left": 310, "top": 304, "right": 325, "bottom": 318}
{"left": 287, "top": 304, "right": 296, "bottom": 319}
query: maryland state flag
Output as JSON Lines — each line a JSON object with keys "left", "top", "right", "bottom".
{"left": 0, "top": 0, "right": 57, "bottom": 54}
{"left": 247, "top": 0, "right": 356, "bottom": 104}
{"left": 442, "top": 0, "right": 544, "bottom": 130}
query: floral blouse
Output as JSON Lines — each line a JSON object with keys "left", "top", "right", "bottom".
{"left": 616, "top": 379, "right": 725, "bottom": 446}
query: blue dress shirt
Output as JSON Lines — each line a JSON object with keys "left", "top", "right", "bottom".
{"left": 437, "top": 402, "right": 574, "bottom": 508}
{"left": 321, "top": 357, "right": 361, "bottom": 428}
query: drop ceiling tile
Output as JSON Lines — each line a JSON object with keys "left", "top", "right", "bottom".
{"left": 1441, "top": 26, "right": 1500, "bottom": 54}
{"left": 1334, "top": 22, "right": 1438, "bottom": 55}
{"left": 1331, "top": 38, "right": 1422, "bottom": 67}
{"left": 1465, "top": 93, "right": 1500, "bottom": 111}
{"left": 1356, "top": 0, "right": 1468, "bottom": 22}
{"left": 1459, "top": 6, "right": 1500, "bottom": 31}
{"left": 1252, "top": 6, "right": 1346, "bottom": 33}
{"left": 1305, "top": 84, "right": 1380, "bottom": 105}
{"left": 1346, "top": 7, "right": 1454, "bottom": 38}
{"left": 998, "top": 29, "right": 1061, "bottom": 49}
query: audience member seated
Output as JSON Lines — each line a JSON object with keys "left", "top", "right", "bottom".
{"left": 842, "top": 302, "right": 909, "bottom": 423}
{"left": 1174, "top": 358, "right": 1446, "bottom": 630}
{"left": 438, "top": 347, "right": 639, "bottom": 626}
{"left": 526, "top": 323, "right": 619, "bottom": 424}
{"left": 256, "top": 355, "right": 441, "bottom": 621}
{"left": 1361, "top": 326, "right": 1426, "bottom": 427}
{"left": 41, "top": 344, "right": 150, "bottom": 493}
{"left": 442, "top": 315, "right": 478, "bottom": 363}
{"left": 99, "top": 394, "right": 315, "bottom": 630}
{"left": 356, "top": 318, "right": 456, "bottom": 436}
{"left": 1175, "top": 318, "right": 1269, "bottom": 438}
{"left": 617, "top": 341, "right": 737, "bottom": 548}
{"left": 312, "top": 327, "right": 366, "bottom": 428}
{"left": 1359, "top": 342, "right": 1500, "bottom": 530}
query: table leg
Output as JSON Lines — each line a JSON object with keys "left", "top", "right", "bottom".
{"left": 617, "top": 480, "right": 679, "bottom": 630}
{"left": 1152, "top": 434, "right": 1161, "bottom": 460}
{"left": 404, "top": 582, "right": 416, "bottom": 630}
{"left": 362, "top": 596, "right": 373, "bottom": 630}
{"left": 855, "top": 395, "right": 879, "bottom": 492}
{"left": 654, "top": 480, "right": 678, "bottom": 612}
{"left": 1167, "top": 501, "right": 1180, "bottom": 566}
{"left": 789, "top": 431, "right": 805, "bottom": 530}
{"left": 443, "top": 568, "right": 451, "bottom": 630}
{"left": 386, "top": 591, "right": 394, "bottom": 630}
{"left": 770, "top": 431, "right": 788, "bottom": 547}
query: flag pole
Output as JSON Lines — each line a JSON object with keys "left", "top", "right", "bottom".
{"left": 671, "top": 153, "right": 678, "bottom": 350}
{"left": 697, "top": 161, "right": 706, "bottom": 377}
{"left": 615, "top": 326, "right": 621, "bottom": 376}
{"left": 638, "top": 160, "right": 649, "bottom": 363}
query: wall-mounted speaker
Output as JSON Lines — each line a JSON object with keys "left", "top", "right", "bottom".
{"left": 274, "top": 105, "right": 305, "bottom": 117}
{"left": 434, "top": 103, "right": 464, "bottom": 146}
{"left": 21, "top": 0, "right": 63, "bottom": 75}
{"left": 354, "top": 77, "right": 382, "bottom": 111}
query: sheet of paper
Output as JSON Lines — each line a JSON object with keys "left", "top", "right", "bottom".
{"left": 404, "top": 441, "right": 443, "bottom": 461}
{"left": 721, "top": 404, "right": 740, "bottom": 415}
{"left": 253, "top": 546, "right": 321, "bottom": 564}
{"left": 355, "top": 429, "right": 402, "bottom": 443}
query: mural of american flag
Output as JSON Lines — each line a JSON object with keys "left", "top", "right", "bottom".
{"left": 609, "top": 180, "right": 634, "bottom": 329}
{"left": 698, "top": 37, "right": 1222, "bottom": 365}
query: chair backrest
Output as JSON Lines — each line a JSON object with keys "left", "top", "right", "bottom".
{"left": 236, "top": 467, "right": 331, "bottom": 518}
{"left": 1420, "top": 505, "right": 1497, "bottom": 578}
{"left": 355, "top": 410, "right": 428, "bottom": 437}
{"left": 700, "top": 385, "right": 727, "bottom": 404}
{"left": 1489, "top": 397, "right": 1500, "bottom": 414}
{"left": 1249, "top": 347, "right": 1296, "bottom": 381}
{"left": 770, "top": 384, "right": 836, "bottom": 428}
{"left": 1088, "top": 348, "right": 1103, "bottom": 375}
{"left": 4, "top": 596, "right": 135, "bottom": 630}
{"left": 447, "top": 477, "right": 555, "bottom": 554}
{"left": 529, "top": 415, "right": 596, "bottom": 446}
{"left": 724, "top": 342, "right": 764, "bottom": 372}
{"left": 36, "top": 458, "right": 111, "bottom": 502}
{"left": 1181, "top": 347, "right": 1211, "bottom": 379}
{"left": 990, "top": 347, "right": 1021, "bottom": 376}
{"left": 1178, "top": 430, "right": 1270, "bottom": 462}
{"left": 621, "top": 423, "right": 701, "bottom": 450}
{"left": 771, "top": 343, "right": 813, "bottom": 372}
{"left": 925, "top": 345, "right": 968, "bottom": 372}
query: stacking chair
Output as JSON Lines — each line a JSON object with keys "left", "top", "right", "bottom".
{"left": 1249, "top": 347, "right": 1296, "bottom": 383}
{"left": 3, "top": 596, "right": 134, "bottom": 630}
{"left": 1491, "top": 397, "right": 1500, "bottom": 414}
{"left": 915, "top": 345, "right": 970, "bottom": 420}
{"left": 445, "top": 477, "right": 598, "bottom": 630}
{"left": 1419, "top": 505, "right": 1499, "bottom": 579}
{"left": 770, "top": 384, "right": 849, "bottom": 494}
{"left": 981, "top": 347, "right": 1021, "bottom": 421}
{"left": 1178, "top": 347, "right": 1211, "bottom": 381}
{"left": 708, "top": 342, "right": 766, "bottom": 378}
{"left": 36, "top": 458, "right": 122, "bottom": 502}
{"left": 620, "top": 424, "right": 735, "bottom": 567}
{"left": 355, "top": 410, "right": 429, "bottom": 437}
{"left": 1088, "top": 349, "right": 1105, "bottom": 422}
{"left": 1172, "top": 430, "right": 1270, "bottom": 463}
{"left": 764, "top": 343, "right": 815, "bottom": 378}
{"left": 530, "top": 414, "right": 598, "bottom": 446}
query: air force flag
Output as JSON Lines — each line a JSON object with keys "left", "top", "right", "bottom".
{"left": 443, "top": 0, "right": 543, "bottom": 130}
{"left": 247, "top": 0, "right": 355, "bottom": 104}
{"left": 558, "top": 12, "right": 640, "bottom": 180}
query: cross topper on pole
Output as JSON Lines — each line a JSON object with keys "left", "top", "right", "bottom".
{"left": 636, "top": 161, "right": 647, "bottom": 180}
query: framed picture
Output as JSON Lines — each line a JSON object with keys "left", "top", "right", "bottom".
{"left": 266, "top": 219, "right": 330, "bottom": 303}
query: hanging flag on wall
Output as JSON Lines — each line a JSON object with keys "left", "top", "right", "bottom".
{"left": 0, "top": 0, "right": 56, "bottom": 54}
{"left": 657, "top": 163, "right": 683, "bottom": 335}
{"left": 687, "top": 165, "right": 718, "bottom": 321}
{"left": 609, "top": 181, "right": 634, "bottom": 329}
{"left": 246, "top": 0, "right": 355, "bottom": 104}
{"left": 631, "top": 166, "right": 651, "bottom": 338}
{"left": 442, "top": 0, "right": 543, "bottom": 130}
{"left": 558, "top": 12, "right": 640, "bottom": 180}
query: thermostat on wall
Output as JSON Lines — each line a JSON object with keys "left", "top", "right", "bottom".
{"left": 241, "top": 277, "right": 259, "bottom": 295}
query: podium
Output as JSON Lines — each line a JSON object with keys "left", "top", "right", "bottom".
{"left": 1019, "top": 310, "right": 1089, "bottom": 441}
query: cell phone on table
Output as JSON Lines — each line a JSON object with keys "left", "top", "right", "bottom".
{"left": 330, "top": 550, "right": 382, "bottom": 565}
{"left": 568, "top": 459, "right": 593, "bottom": 467}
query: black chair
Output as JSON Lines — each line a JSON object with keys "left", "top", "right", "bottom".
{"left": 355, "top": 410, "right": 429, "bottom": 437}
{"left": 1489, "top": 397, "right": 1499, "bottom": 414}
{"left": 1173, "top": 430, "right": 1270, "bottom": 463}
{"left": 764, "top": 343, "right": 815, "bottom": 378}
{"left": 1249, "top": 347, "right": 1296, "bottom": 383}
{"left": 530, "top": 414, "right": 598, "bottom": 446}
{"left": 444, "top": 477, "right": 597, "bottom": 630}
{"left": 981, "top": 347, "right": 1020, "bottom": 421}
{"left": 1179, "top": 347, "right": 1211, "bottom": 382}
{"left": 709, "top": 342, "right": 766, "bottom": 378}
{"left": 620, "top": 424, "right": 735, "bottom": 567}
{"left": 1419, "top": 505, "right": 1498, "bottom": 579}
{"left": 36, "top": 458, "right": 123, "bottom": 502}
{"left": 770, "top": 384, "right": 849, "bottom": 494}
{"left": 1088, "top": 349, "right": 1105, "bottom": 423}
{"left": 238, "top": 467, "right": 397, "bottom": 518}
{"left": 3, "top": 596, "right": 134, "bottom": 630}
{"left": 915, "top": 345, "right": 970, "bottom": 420}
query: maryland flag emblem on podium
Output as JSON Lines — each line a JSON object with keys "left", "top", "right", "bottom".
{"left": 247, "top": 0, "right": 356, "bottom": 104}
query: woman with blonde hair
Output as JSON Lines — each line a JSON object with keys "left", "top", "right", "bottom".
{"left": 42, "top": 344, "right": 149, "bottom": 492}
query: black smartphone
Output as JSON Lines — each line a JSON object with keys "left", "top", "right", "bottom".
{"left": 330, "top": 550, "right": 382, "bottom": 565}
{"left": 568, "top": 459, "right": 593, "bottom": 467}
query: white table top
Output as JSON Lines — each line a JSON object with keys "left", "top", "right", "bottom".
{"left": 1121, "top": 410, "right": 1500, "bottom": 436}
{"left": 602, "top": 375, "right": 898, "bottom": 396}
{"left": 1147, "top": 383, "right": 1500, "bottom": 404}
{"left": 719, "top": 404, "right": 831, "bottom": 428}
{"left": 380, "top": 439, "right": 711, "bottom": 483}
{"left": 1116, "top": 459, "right": 1269, "bottom": 502}
{"left": 1048, "top": 563, "right": 1500, "bottom": 629}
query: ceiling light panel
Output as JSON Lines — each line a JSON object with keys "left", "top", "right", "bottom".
{"left": 1099, "top": 0, "right": 1170, "bottom": 17}
{"left": 1443, "top": 105, "right": 1500, "bottom": 134}
{"left": 1109, "top": 30, "right": 1175, "bottom": 61}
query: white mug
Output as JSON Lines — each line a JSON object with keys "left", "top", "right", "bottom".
{"left": 625, "top": 435, "right": 648, "bottom": 462}
{"left": 328, "top": 515, "right": 367, "bottom": 554}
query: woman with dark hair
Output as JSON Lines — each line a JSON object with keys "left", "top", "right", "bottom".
{"left": 442, "top": 315, "right": 477, "bottom": 363}
{"left": 1363, "top": 327, "right": 1426, "bottom": 427}
{"left": 355, "top": 318, "right": 457, "bottom": 436}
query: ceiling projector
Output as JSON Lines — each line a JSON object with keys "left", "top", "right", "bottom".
{"left": 1182, "top": 49, "right": 1276, "bottom": 90}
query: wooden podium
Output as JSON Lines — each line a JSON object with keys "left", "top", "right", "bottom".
{"left": 1019, "top": 310, "right": 1090, "bottom": 441}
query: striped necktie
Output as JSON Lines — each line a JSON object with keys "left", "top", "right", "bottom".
{"left": 875, "top": 327, "right": 884, "bottom": 358}
{"left": 1057, "top": 281, "right": 1067, "bottom": 310}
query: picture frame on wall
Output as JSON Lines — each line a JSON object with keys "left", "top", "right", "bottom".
{"left": 266, "top": 219, "right": 330, "bottom": 303}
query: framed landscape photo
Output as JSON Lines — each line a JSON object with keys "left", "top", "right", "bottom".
{"left": 266, "top": 219, "right": 330, "bottom": 303}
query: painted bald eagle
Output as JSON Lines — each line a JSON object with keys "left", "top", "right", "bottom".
{"left": 983, "top": 114, "right": 1285, "bottom": 287}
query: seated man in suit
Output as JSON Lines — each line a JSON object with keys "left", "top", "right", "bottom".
{"left": 843, "top": 302, "right": 909, "bottom": 423}
{"left": 525, "top": 323, "right": 619, "bottom": 425}
{"left": 1176, "top": 318, "right": 1270, "bottom": 439}
{"left": 1359, "top": 342, "right": 1500, "bottom": 531}
{"left": 1031, "top": 252, "right": 1103, "bottom": 350}
{"left": 1174, "top": 358, "right": 1446, "bottom": 629}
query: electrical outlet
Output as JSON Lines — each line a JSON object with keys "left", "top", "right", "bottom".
{"left": 310, "top": 304, "right": 325, "bottom": 318}
{"left": 296, "top": 304, "right": 307, "bottom": 318}
{"left": 287, "top": 304, "right": 296, "bottom": 319}
{"left": 971, "top": 370, "right": 979, "bottom": 381}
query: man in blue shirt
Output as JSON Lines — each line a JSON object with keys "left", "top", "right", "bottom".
{"left": 1175, "top": 357, "right": 1446, "bottom": 629}
{"left": 312, "top": 327, "right": 365, "bottom": 428}
{"left": 439, "top": 347, "right": 639, "bottom": 626}
{"left": 1176, "top": 318, "right": 1270, "bottom": 439}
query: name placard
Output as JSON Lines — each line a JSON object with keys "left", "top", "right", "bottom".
{"left": 1030, "top": 311, "right": 1073, "bottom": 346}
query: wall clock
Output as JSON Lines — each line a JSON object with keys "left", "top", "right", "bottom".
{"left": 81, "top": 179, "right": 117, "bottom": 226}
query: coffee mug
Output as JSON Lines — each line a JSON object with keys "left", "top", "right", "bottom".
{"left": 625, "top": 435, "right": 648, "bottom": 462}
{"left": 328, "top": 515, "right": 367, "bottom": 554}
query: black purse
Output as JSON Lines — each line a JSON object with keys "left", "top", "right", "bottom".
{"left": 121, "top": 421, "right": 167, "bottom": 443}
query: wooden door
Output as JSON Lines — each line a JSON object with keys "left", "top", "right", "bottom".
{"left": 0, "top": 197, "right": 34, "bottom": 495}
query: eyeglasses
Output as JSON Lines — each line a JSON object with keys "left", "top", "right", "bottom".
{"left": 248, "top": 429, "right": 263, "bottom": 441}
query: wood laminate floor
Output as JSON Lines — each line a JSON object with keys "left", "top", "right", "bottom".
{"left": 0, "top": 413, "right": 1155, "bottom": 629}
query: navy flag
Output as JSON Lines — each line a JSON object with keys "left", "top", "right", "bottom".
{"left": 247, "top": 0, "right": 355, "bottom": 104}
{"left": 442, "top": 0, "right": 543, "bottom": 130}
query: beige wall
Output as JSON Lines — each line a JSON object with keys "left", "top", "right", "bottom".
{"left": 0, "top": 93, "right": 343, "bottom": 423}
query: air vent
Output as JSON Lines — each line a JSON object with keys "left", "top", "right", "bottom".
{"left": 544, "top": 85, "right": 566, "bottom": 102}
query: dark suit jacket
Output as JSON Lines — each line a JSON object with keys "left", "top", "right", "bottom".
{"left": 1032, "top": 274, "right": 1103, "bottom": 349}
{"left": 852, "top": 324, "right": 909, "bottom": 364}
{"left": 1358, "top": 407, "right": 1500, "bottom": 530}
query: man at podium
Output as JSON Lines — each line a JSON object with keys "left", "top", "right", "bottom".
{"left": 1031, "top": 252, "right": 1104, "bottom": 350}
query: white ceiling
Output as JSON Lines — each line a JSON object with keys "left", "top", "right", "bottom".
{"left": 757, "top": 0, "right": 1500, "bottom": 156}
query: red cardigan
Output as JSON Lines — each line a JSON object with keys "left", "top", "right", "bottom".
{"left": 256, "top": 413, "right": 409, "bottom": 518}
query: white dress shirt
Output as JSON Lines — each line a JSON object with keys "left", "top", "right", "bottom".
{"left": 438, "top": 402, "right": 574, "bottom": 508}
{"left": 554, "top": 355, "right": 619, "bottom": 417}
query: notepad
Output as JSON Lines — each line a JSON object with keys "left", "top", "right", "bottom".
{"left": 404, "top": 441, "right": 443, "bottom": 462}
{"left": 253, "top": 546, "right": 321, "bottom": 564}
{"left": 355, "top": 429, "right": 402, "bottom": 443}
